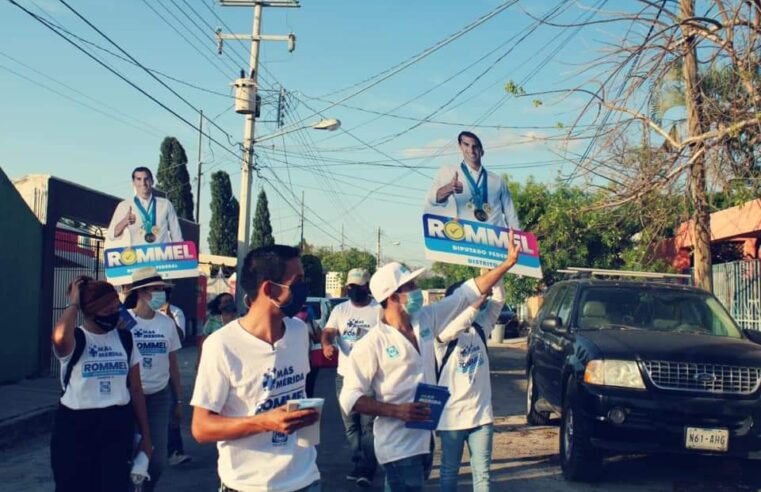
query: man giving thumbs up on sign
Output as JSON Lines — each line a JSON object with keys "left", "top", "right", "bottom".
{"left": 425, "top": 131, "right": 520, "bottom": 229}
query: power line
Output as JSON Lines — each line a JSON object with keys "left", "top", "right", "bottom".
{"left": 276, "top": 0, "right": 519, "bottom": 135}
{"left": 27, "top": 0, "right": 237, "bottom": 100}
{"left": 8, "top": 0, "right": 241, "bottom": 161}
{"left": 0, "top": 51, "right": 167, "bottom": 138}
{"left": 55, "top": 0, "right": 240, "bottom": 147}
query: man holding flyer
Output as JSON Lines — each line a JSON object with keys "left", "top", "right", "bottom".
{"left": 339, "top": 236, "right": 520, "bottom": 491}
{"left": 106, "top": 167, "right": 183, "bottom": 249}
{"left": 425, "top": 131, "right": 520, "bottom": 229}
{"left": 191, "top": 245, "right": 321, "bottom": 492}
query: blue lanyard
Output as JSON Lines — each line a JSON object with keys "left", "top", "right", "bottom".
{"left": 133, "top": 196, "right": 156, "bottom": 233}
{"left": 460, "top": 162, "right": 487, "bottom": 208}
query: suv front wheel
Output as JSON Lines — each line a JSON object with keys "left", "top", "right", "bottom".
{"left": 560, "top": 381, "right": 602, "bottom": 481}
{"left": 526, "top": 366, "right": 551, "bottom": 426}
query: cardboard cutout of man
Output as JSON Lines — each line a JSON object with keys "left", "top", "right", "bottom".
{"left": 425, "top": 131, "right": 520, "bottom": 229}
{"left": 106, "top": 167, "right": 183, "bottom": 250}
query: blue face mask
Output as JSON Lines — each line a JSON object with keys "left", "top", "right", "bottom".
{"left": 402, "top": 289, "right": 424, "bottom": 315}
{"left": 148, "top": 291, "right": 167, "bottom": 311}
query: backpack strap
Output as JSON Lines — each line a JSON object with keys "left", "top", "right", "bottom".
{"left": 472, "top": 322, "right": 489, "bottom": 355}
{"left": 117, "top": 329, "right": 134, "bottom": 389}
{"left": 436, "top": 339, "right": 459, "bottom": 383}
{"left": 62, "top": 328, "right": 86, "bottom": 395}
{"left": 436, "top": 322, "right": 489, "bottom": 383}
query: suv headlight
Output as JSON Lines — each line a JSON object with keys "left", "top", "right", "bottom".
{"left": 584, "top": 360, "right": 645, "bottom": 389}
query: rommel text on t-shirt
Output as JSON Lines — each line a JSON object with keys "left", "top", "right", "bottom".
{"left": 57, "top": 327, "right": 142, "bottom": 410}
{"left": 129, "top": 310, "right": 182, "bottom": 395}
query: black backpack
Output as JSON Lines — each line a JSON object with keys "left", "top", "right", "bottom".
{"left": 436, "top": 322, "right": 488, "bottom": 383}
{"left": 61, "top": 327, "right": 134, "bottom": 394}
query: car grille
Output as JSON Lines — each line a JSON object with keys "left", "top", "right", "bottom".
{"left": 642, "top": 361, "right": 761, "bottom": 395}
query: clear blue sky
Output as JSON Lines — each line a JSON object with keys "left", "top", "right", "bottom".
{"left": 0, "top": 0, "right": 629, "bottom": 266}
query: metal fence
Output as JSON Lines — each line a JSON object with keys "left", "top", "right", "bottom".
{"left": 713, "top": 259, "right": 761, "bottom": 331}
{"left": 49, "top": 227, "right": 104, "bottom": 376}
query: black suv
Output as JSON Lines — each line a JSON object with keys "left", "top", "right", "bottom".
{"left": 526, "top": 277, "right": 761, "bottom": 482}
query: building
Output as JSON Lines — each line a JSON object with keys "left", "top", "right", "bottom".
{"left": 325, "top": 271, "right": 343, "bottom": 298}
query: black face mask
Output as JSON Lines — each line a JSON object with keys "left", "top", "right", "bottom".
{"left": 93, "top": 311, "right": 120, "bottom": 332}
{"left": 347, "top": 286, "right": 369, "bottom": 304}
{"left": 273, "top": 280, "right": 310, "bottom": 318}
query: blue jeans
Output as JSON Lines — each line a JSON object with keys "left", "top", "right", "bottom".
{"left": 382, "top": 454, "right": 427, "bottom": 492}
{"left": 143, "top": 386, "right": 171, "bottom": 492}
{"left": 335, "top": 375, "right": 377, "bottom": 476}
{"left": 438, "top": 424, "right": 494, "bottom": 492}
{"left": 167, "top": 385, "right": 184, "bottom": 456}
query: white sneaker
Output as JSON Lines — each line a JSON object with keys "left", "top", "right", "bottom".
{"left": 168, "top": 451, "right": 191, "bottom": 466}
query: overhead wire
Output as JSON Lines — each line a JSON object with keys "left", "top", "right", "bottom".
{"left": 7, "top": 0, "right": 242, "bottom": 162}
{"left": 55, "top": 0, "right": 242, "bottom": 150}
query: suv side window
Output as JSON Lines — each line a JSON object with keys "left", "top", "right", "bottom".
{"left": 555, "top": 287, "right": 575, "bottom": 328}
{"left": 542, "top": 286, "right": 568, "bottom": 321}
{"left": 536, "top": 287, "right": 559, "bottom": 322}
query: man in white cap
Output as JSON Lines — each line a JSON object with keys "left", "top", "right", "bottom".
{"left": 321, "top": 268, "right": 380, "bottom": 487}
{"left": 339, "top": 233, "right": 521, "bottom": 491}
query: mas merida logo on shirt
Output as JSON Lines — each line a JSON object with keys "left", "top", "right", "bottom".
{"left": 344, "top": 319, "right": 370, "bottom": 341}
{"left": 81, "top": 344, "right": 128, "bottom": 378}
{"left": 256, "top": 365, "right": 308, "bottom": 447}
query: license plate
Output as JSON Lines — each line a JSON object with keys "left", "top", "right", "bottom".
{"left": 685, "top": 427, "right": 729, "bottom": 452}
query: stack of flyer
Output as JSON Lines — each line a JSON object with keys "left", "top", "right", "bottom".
{"left": 286, "top": 398, "right": 325, "bottom": 446}
{"left": 405, "top": 383, "right": 451, "bottom": 430}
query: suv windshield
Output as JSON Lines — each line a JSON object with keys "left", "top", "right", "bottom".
{"left": 575, "top": 286, "right": 742, "bottom": 338}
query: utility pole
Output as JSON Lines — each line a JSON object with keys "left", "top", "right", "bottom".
{"left": 680, "top": 0, "right": 712, "bottom": 292}
{"left": 340, "top": 224, "right": 344, "bottom": 251}
{"left": 194, "top": 109, "right": 203, "bottom": 225}
{"left": 376, "top": 227, "right": 381, "bottom": 267}
{"left": 299, "top": 190, "right": 305, "bottom": 249}
{"left": 216, "top": 0, "right": 299, "bottom": 307}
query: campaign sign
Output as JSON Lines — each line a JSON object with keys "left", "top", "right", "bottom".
{"left": 104, "top": 241, "right": 199, "bottom": 285}
{"left": 422, "top": 213, "right": 542, "bottom": 279}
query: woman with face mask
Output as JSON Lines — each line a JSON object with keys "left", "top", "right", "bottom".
{"left": 50, "top": 276, "right": 151, "bottom": 492}
{"left": 123, "top": 267, "right": 183, "bottom": 492}
{"left": 197, "top": 293, "right": 238, "bottom": 368}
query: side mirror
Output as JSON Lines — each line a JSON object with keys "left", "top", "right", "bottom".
{"left": 744, "top": 329, "right": 761, "bottom": 345}
{"left": 541, "top": 316, "right": 564, "bottom": 332}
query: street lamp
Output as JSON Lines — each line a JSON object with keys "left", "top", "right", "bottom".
{"left": 255, "top": 118, "right": 341, "bottom": 144}
{"left": 234, "top": 117, "right": 341, "bottom": 309}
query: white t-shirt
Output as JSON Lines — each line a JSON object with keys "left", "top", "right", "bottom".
{"left": 435, "top": 285, "right": 503, "bottom": 431}
{"left": 129, "top": 310, "right": 182, "bottom": 395}
{"left": 168, "top": 304, "right": 187, "bottom": 340}
{"left": 57, "top": 327, "right": 142, "bottom": 410}
{"left": 191, "top": 318, "right": 320, "bottom": 492}
{"left": 339, "top": 279, "right": 481, "bottom": 465}
{"left": 425, "top": 163, "right": 520, "bottom": 229}
{"left": 325, "top": 300, "right": 380, "bottom": 376}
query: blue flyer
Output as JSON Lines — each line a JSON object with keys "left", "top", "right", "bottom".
{"left": 405, "top": 383, "right": 451, "bottom": 430}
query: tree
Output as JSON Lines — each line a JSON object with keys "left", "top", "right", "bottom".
{"left": 519, "top": 0, "right": 761, "bottom": 291}
{"left": 321, "top": 248, "right": 377, "bottom": 284}
{"left": 251, "top": 190, "right": 275, "bottom": 249}
{"left": 157, "top": 137, "right": 194, "bottom": 221}
{"left": 302, "top": 254, "right": 326, "bottom": 297}
{"left": 208, "top": 171, "right": 239, "bottom": 267}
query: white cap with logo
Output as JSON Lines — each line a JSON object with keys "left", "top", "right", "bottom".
{"left": 369, "top": 262, "right": 425, "bottom": 303}
{"left": 345, "top": 268, "right": 371, "bottom": 287}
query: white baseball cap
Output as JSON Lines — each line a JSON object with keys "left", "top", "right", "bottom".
{"left": 369, "top": 262, "right": 425, "bottom": 303}
{"left": 345, "top": 268, "right": 370, "bottom": 286}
